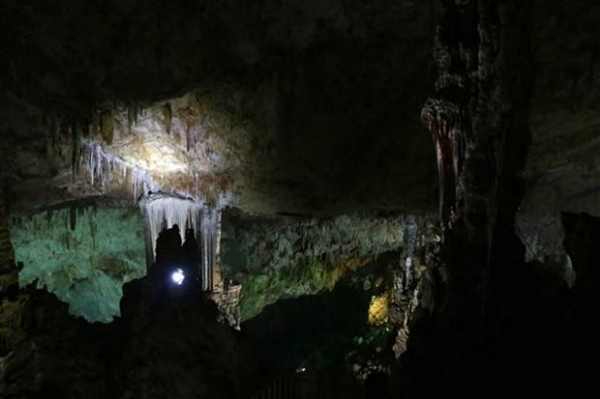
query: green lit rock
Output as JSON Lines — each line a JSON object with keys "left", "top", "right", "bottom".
{"left": 10, "top": 205, "right": 146, "bottom": 323}
{"left": 221, "top": 212, "right": 432, "bottom": 321}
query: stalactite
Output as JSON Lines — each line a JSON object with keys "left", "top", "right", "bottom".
{"left": 100, "top": 110, "right": 114, "bottom": 144}
{"left": 199, "top": 206, "right": 223, "bottom": 291}
{"left": 163, "top": 102, "right": 172, "bottom": 134}
{"left": 201, "top": 207, "right": 211, "bottom": 290}
{"left": 213, "top": 208, "right": 222, "bottom": 289}
{"left": 127, "top": 105, "right": 139, "bottom": 135}
{"left": 421, "top": 98, "right": 463, "bottom": 231}
{"left": 71, "top": 121, "right": 81, "bottom": 178}
{"left": 92, "top": 110, "right": 100, "bottom": 138}
{"left": 50, "top": 116, "right": 58, "bottom": 147}
{"left": 140, "top": 194, "right": 203, "bottom": 261}
{"left": 186, "top": 127, "right": 191, "bottom": 152}
{"left": 139, "top": 194, "right": 225, "bottom": 292}
{"left": 127, "top": 106, "right": 134, "bottom": 134}
{"left": 405, "top": 1, "right": 534, "bottom": 397}
{"left": 82, "top": 140, "right": 158, "bottom": 201}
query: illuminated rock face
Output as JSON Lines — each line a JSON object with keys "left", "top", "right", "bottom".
{"left": 78, "top": 93, "right": 243, "bottom": 205}
{"left": 10, "top": 206, "right": 146, "bottom": 323}
{"left": 221, "top": 212, "right": 439, "bottom": 321}
{"left": 0, "top": 0, "right": 440, "bottom": 217}
{"left": 1, "top": 0, "right": 600, "bottom": 220}
{"left": 140, "top": 193, "right": 223, "bottom": 292}
{"left": 141, "top": 194, "right": 203, "bottom": 260}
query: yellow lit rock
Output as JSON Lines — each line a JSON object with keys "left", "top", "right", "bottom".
{"left": 368, "top": 292, "right": 389, "bottom": 325}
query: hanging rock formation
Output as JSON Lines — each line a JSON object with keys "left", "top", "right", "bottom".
{"left": 140, "top": 193, "right": 224, "bottom": 292}
{"left": 401, "top": 0, "right": 534, "bottom": 397}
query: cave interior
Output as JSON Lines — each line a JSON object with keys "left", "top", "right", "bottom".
{"left": 1, "top": 0, "right": 600, "bottom": 398}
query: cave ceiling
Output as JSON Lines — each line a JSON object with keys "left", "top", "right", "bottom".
{"left": 1, "top": 0, "right": 599, "bottom": 218}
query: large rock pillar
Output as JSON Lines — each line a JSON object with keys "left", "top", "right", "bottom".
{"left": 402, "top": 0, "right": 534, "bottom": 397}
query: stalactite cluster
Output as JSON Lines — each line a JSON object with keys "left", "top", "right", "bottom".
{"left": 141, "top": 194, "right": 202, "bottom": 258}
{"left": 83, "top": 140, "right": 157, "bottom": 201}
{"left": 140, "top": 194, "right": 223, "bottom": 292}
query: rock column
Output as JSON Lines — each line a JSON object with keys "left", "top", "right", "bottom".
{"left": 403, "top": 0, "right": 534, "bottom": 397}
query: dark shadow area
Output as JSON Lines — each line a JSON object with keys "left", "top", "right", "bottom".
{"left": 16, "top": 229, "right": 260, "bottom": 399}
{"left": 242, "top": 260, "right": 399, "bottom": 399}
{"left": 244, "top": 282, "right": 369, "bottom": 373}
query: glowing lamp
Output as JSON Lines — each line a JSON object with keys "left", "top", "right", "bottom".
{"left": 171, "top": 268, "right": 185, "bottom": 285}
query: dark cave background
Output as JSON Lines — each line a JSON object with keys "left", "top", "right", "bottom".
{"left": 2, "top": 0, "right": 600, "bottom": 398}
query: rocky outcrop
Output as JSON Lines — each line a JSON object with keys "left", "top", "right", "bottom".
{"left": 400, "top": 1, "right": 535, "bottom": 397}
{"left": 221, "top": 211, "right": 436, "bottom": 321}
{"left": 10, "top": 204, "right": 146, "bottom": 323}
{"left": 389, "top": 216, "right": 439, "bottom": 358}
{"left": 0, "top": 262, "right": 260, "bottom": 399}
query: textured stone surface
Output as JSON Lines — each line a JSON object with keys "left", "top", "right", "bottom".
{"left": 1, "top": 0, "right": 600, "bottom": 220}
{"left": 221, "top": 211, "right": 437, "bottom": 321}
{"left": 2, "top": 1, "right": 600, "bottom": 396}
{"left": 399, "top": 1, "right": 535, "bottom": 397}
{"left": 0, "top": 0, "right": 438, "bottom": 216}
{"left": 10, "top": 205, "right": 146, "bottom": 323}
{"left": 523, "top": 0, "right": 600, "bottom": 218}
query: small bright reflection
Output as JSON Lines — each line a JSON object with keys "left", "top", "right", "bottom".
{"left": 171, "top": 268, "right": 185, "bottom": 285}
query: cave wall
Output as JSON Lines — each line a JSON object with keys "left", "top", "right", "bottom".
{"left": 221, "top": 211, "right": 437, "bottom": 321}
{"left": 523, "top": 0, "right": 600, "bottom": 220}
{"left": 400, "top": 0, "right": 535, "bottom": 397}
{"left": 1, "top": 0, "right": 438, "bottom": 216}
{"left": 10, "top": 205, "right": 145, "bottom": 323}
{"left": 2, "top": 0, "right": 600, "bottom": 219}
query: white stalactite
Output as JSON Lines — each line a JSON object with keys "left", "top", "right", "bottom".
{"left": 82, "top": 140, "right": 158, "bottom": 201}
{"left": 140, "top": 194, "right": 224, "bottom": 292}
{"left": 141, "top": 194, "right": 204, "bottom": 259}
{"left": 82, "top": 140, "right": 233, "bottom": 291}
{"left": 200, "top": 207, "right": 222, "bottom": 291}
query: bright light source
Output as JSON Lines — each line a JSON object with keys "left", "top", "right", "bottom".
{"left": 171, "top": 268, "right": 185, "bottom": 285}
